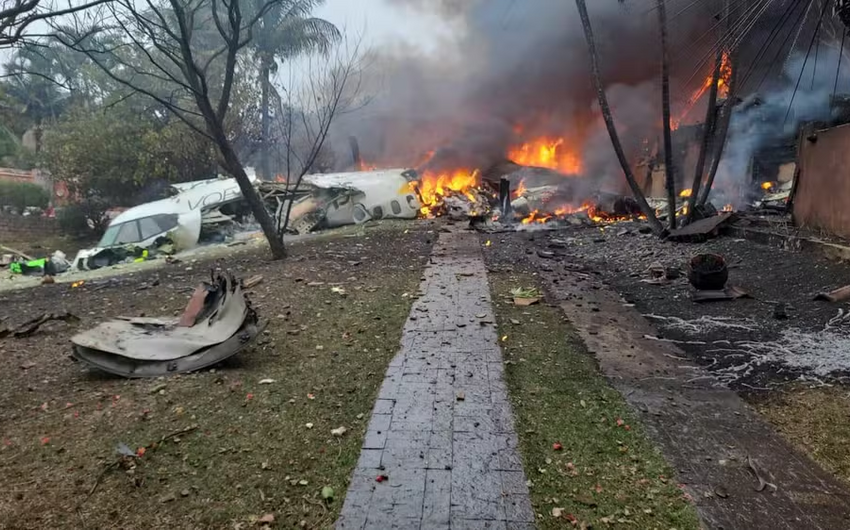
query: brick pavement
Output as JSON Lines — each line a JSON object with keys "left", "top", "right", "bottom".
{"left": 336, "top": 231, "right": 535, "bottom": 530}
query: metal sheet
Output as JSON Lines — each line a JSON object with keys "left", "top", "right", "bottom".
{"left": 72, "top": 318, "right": 261, "bottom": 378}
{"left": 71, "top": 276, "right": 247, "bottom": 361}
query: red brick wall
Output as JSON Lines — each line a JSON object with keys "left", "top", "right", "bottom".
{"left": 0, "top": 213, "right": 58, "bottom": 240}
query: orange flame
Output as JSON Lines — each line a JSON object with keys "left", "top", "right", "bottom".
{"left": 761, "top": 181, "right": 775, "bottom": 191}
{"left": 514, "top": 179, "right": 528, "bottom": 199}
{"left": 679, "top": 189, "right": 693, "bottom": 198}
{"left": 673, "top": 51, "right": 733, "bottom": 130}
{"left": 411, "top": 169, "right": 481, "bottom": 217}
{"left": 508, "top": 137, "right": 582, "bottom": 174}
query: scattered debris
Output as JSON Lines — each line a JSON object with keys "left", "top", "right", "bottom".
{"left": 688, "top": 254, "right": 728, "bottom": 291}
{"left": 321, "top": 486, "right": 335, "bottom": 501}
{"left": 375, "top": 474, "right": 388, "bottom": 483}
{"left": 644, "top": 314, "right": 757, "bottom": 333}
{"left": 331, "top": 426, "right": 347, "bottom": 437}
{"left": 243, "top": 275, "right": 264, "bottom": 289}
{"left": 692, "top": 286, "right": 751, "bottom": 303}
{"left": 667, "top": 213, "right": 733, "bottom": 242}
{"left": 70, "top": 271, "right": 260, "bottom": 378}
{"left": 0, "top": 312, "right": 80, "bottom": 339}
{"left": 814, "top": 285, "right": 850, "bottom": 303}
{"left": 259, "top": 378, "right": 276, "bottom": 385}
{"left": 456, "top": 391, "right": 466, "bottom": 401}
{"left": 747, "top": 455, "right": 778, "bottom": 493}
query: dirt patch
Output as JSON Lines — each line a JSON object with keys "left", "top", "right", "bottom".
{"left": 0, "top": 222, "right": 434, "bottom": 529}
{"left": 487, "top": 267, "right": 699, "bottom": 528}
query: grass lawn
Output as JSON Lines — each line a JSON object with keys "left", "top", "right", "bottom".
{"left": 489, "top": 272, "right": 700, "bottom": 530}
{"left": 0, "top": 223, "right": 433, "bottom": 529}
{"left": 754, "top": 385, "right": 850, "bottom": 486}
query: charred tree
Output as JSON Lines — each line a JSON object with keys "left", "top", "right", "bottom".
{"left": 574, "top": 0, "right": 665, "bottom": 236}
{"left": 699, "top": 52, "right": 739, "bottom": 208}
{"left": 685, "top": 48, "right": 722, "bottom": 223}
{"left": 657, "top": 0, "right": 676, "bottom": 230}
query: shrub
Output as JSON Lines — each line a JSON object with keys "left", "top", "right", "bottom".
{"left": 57, "top": 199, "right": 109, "bottom": 238}
{"left": 0, "top": 180, "right": 49, "bottom": 211}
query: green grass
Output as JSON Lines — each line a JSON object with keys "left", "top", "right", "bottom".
{"left": 0, "top": 226, "right": 431, "bottom": 529}
{"left": 491, "top": 273, "right": 700, "bottom": 530}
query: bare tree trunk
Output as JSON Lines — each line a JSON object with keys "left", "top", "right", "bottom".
{"left": 657, "top": 0, "right": 677, "bottom": 230}
{"left": 575, "top": 0, "right": 665, "bottom": 236}
{"left": 201, "top": 100, "right": 286, "bottom": 259}
{"left": 699, "top": 52, "right": 739, "bottom": 208}
{"left": 685, "top": 47, "right": 722, "bottom": 223}
{"left": 260, "top": 60, "right": 272, "bottom": 181}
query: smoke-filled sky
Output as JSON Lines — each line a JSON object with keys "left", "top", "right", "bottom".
{"left": 315, "top": 0, "right": 845, "bottom": 200}
{"left": 319, "top": 0, "right": 720, "bottom": 186}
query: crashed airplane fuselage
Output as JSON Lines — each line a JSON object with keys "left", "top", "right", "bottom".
{"left": 72, "top": 172, "right": 257, "bottom": 270}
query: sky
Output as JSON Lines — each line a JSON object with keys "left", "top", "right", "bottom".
{"left": 313, "top": 0, "right": 455, "bottom": 55}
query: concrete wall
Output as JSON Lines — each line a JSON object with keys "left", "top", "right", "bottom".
{"left": 0, "top": 213, "right": 58, "bottom": 240}
{"left": 796, "top": 124, "right": 850, "bottom": 239}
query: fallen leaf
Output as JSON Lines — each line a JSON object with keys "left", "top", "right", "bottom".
{"left": 331, "top": 426, "right": 347, "bottom": 437}
{"left": 305, "top": 423, "right": 314, "bottom": 429}
{"left": 475, "top": 313, "right": 487, "bottom": 319}
{"left": 258, "top": 513, "right": 275, "bottom": 525}
{"left": 594, "top": 484, "right": 603, "bottom": 493}
{"left": 246, "top": 393, "right": 254, "bottom": 401}
{"left": 553, "top": 442, "right": 563, "bottom": 451}
{"left": 259, "top": 379, "right": 276, "bottom": 385}
{"left": 552, "top": 507, "right": 564, "bottom": 518}
{"left": 321, "top": 486, "right": 335, "bottom": 501}
{"left": 40, "top": 437, "right": 50, "bottom": 445}
{"left": 307, "top": 394, "right": 315, "bottom": 400}
{"left": 510, "top": 319, "right": 520, "bottom": 325}
{"left": 298, "top": 480, "right": 308, "bottom": 486}
{"left": 616, "top": 418, "right": 624, "bottom": 427}
{"left": 136, "top": 447, "right": 146, "bottom": 457}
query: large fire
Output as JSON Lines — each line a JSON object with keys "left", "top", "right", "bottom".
{"left": 507, "top": 137, "right": 582, "bottom": 174}
{"left": 673, "top": 51, "right": 733, "bottom": 130}
{"left": 412, "top": 168, "right": 481, "bottom": 217}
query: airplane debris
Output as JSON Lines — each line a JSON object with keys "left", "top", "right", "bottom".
{"left": 70, "top": 271, "right": 260, "bottom": 378}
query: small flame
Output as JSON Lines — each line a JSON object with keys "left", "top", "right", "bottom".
{"left": 679, "top": 189, "right": 693, "bottom": 198}
{"left": 722, "top": 204, "right": 734, "bottom": 212}
{"left": 761, "top": 181, "right": 775, "bottom": 191}
{"left": 514, "top": 179, "right": 528, "bottom": 199}
{"left": 71, "top": 281, "right": 85, "bottom": 288}
{"left": 673, "top": 51, "right": 733, "bottom": 130}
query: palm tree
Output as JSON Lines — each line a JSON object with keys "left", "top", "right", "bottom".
{"left": 657, "top": 0, "right": 677, "bottom": 230}
{"left": 251, "top": 0, "right": 340, "bottom": 180}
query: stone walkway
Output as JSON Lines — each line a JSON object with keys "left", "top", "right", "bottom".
{"left": 337, "top": 231, "right": 534, "bottom": 530}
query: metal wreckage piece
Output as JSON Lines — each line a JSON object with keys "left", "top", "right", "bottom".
{"left": 70, "top": 272, "right": 262, "bottom": 378}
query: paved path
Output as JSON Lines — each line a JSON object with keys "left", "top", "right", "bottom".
{"left": 337, "top": 231, "right": 534, "bottom": 530}
{"left": 532, "top": 250, "right": 850, "bottom": 529}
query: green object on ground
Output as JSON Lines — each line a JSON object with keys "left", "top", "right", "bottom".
{"left": 9, "top": 258, "right": 46, "bottom": 275}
